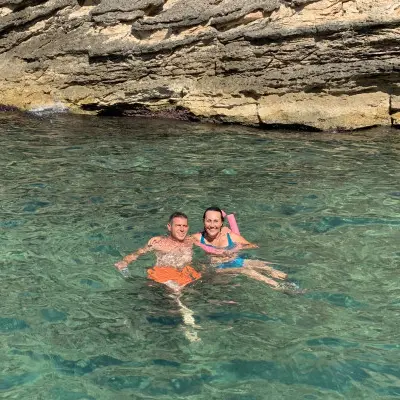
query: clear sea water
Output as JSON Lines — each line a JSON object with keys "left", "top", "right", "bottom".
{"left": 0, "top": 112, "right": 399, "bottom": 399}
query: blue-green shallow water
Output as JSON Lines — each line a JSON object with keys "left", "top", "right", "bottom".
{"left": 0, "top": 112, "right": 399, "bottom": 399}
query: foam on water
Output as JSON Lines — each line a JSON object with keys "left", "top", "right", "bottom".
{"left": 27, "top": 102, "right": 69, "bottom": 115}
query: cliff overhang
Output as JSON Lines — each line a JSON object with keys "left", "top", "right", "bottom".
{"left": 1, "top": 0, "right": 400, "bottom": 131}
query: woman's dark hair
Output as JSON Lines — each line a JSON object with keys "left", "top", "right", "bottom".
{"left": 202, "top": 207, "right": 224, "bottom": 222}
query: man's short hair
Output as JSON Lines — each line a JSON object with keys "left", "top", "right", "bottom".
{"left": 169, "top": 212, "right": 188, "bottom": 224}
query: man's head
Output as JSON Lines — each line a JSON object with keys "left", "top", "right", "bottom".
{"left": 167, "top": 212, "right": 189, "bottom": 241}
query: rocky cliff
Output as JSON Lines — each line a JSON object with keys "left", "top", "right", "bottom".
{"left": 1, "top": 0, "right": 399, "bottom": 130}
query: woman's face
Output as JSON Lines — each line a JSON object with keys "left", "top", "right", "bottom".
{"left": 204, "top": 210, "right": 223, "bottom": 238}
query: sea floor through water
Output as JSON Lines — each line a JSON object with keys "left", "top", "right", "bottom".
{"left": 0, "top": 113, "right": 399, "bottom": 399}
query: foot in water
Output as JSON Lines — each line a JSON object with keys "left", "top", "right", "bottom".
{"left": 183, "top": 328, "right": 201, "bottom": 342}
{"left": 276, "top": 281, "right": 306, "bottom": 294}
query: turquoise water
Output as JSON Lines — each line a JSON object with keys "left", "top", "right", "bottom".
{"left": 0, "top": 112, "right": 399, "bottom": 399}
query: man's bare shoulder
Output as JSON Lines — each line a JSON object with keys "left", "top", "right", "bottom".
{"left": 147, "top": 236, "right": 165, "bottom": 248}
{"left": 183, "top": 236, "right": 195, "bottom": 246}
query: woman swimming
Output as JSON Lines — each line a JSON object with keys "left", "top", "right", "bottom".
{"left": 192, "top": 207, "right": 287, "bottom": 288}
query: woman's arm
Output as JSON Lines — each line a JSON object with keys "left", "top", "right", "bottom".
{"left": 191, "top": 233, "right": 232, "bottom": 256}
{"left": 229, "top": 232, "right": 259, "bottom": 249}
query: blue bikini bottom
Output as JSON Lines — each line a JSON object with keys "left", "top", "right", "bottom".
{"left": 215, "top": 257, "right": 245, "bottom": 269}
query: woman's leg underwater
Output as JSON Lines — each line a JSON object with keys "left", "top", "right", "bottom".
{"left": 240, "top": 268, "right": 279, "bottom": 288}
{"left": 243, "top": 260, "right": 287, "bottom": 280}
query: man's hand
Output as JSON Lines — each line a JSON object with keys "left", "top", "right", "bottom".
{"left": 114, "top": 260, "right": 128, "bottom": 270}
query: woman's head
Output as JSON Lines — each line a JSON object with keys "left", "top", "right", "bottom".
{"left": 202, "top": 207, "right": 224, "bottom": 223}
{"left": 203, "top": 207, "right": 224, "bottom": 238}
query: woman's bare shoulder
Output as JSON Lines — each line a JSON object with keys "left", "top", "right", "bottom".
{"left": 221, "top": 226, "right": 232, "bottom": 234}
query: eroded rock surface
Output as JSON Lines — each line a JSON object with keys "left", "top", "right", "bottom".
{"left": 1, "top": 0, "right": 399, "bottom": 130}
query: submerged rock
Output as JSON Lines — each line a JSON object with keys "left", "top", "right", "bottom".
{"left": 0, "top": 0, "right": 399, "bottom": 130}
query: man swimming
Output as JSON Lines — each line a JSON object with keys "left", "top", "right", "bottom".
{"left": 114, "top": 212, "right": 201, "bottom": 293}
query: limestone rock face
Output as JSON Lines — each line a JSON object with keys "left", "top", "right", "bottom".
{"left": 0, "top": 0, "right": 399, "bottom": 130}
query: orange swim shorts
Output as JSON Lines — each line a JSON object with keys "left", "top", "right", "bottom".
{"left": 147, "top": 265, "right": 201, "bottom": 287}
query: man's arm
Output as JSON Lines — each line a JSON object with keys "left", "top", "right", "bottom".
{"left": 114, "top": 237, "right": 160, "bottom": 271}
{"left": 190, "top": 233, "right": 201, "bottom": 244}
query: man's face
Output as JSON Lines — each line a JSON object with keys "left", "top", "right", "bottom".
{"left": 167, "top": 217, "right": 189, "bottom": 241}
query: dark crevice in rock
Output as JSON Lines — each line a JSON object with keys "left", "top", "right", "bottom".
{"left": 90, "top": 0, "right": 164, "bottom": 15}
{"left": 81, "top": 103, "right": 201, "bottom": 121}
{"left": 143, "top": 2, "right": 164, "bottom": 17}
{"left": 7, "top": 0, "right": 48, "bottom": 13}
{"left": 281, "top": 0, "right": 319, "bottom": 6}
{"left": 169, "top": 26, "right": 190, "bottom": 36}
{"left": 368, "top": 38, "right": 400, "bottom": 50}
{"left": 77, "top": 0, "right": 101, "bottom": 6}
{"left": 325, "top": 124, "right": 382, "bottom": 133}
{"left": 303, "top": 84, "right": 326, "bottom": 94}
{"left": 198, "top": 113, "right": 257, "bottom": 126}
{"left": 239, "top": 90, "right": 262, "bottom": 100}
{"left": 350, "top": 20, "right": 400, "bottom": 35}
{"left": 247, "top": 19, "right": 400, "bottom": 45}
{"left": 0, "top": 104, "right": 20, "bottom": 112}
{"left": 259, "top": 123, "right": 322, "bottom": 132}
{"left": 352, "top": 74, "right": 400, "bottom": 92}
{"left": 88, "top": 54, "right": 130, "bottom": 64}
{"left": 21, "top": 56, "right": 40, "bottom": 63}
